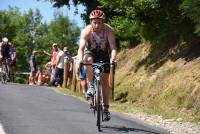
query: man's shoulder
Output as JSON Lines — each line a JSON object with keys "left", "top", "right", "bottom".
{"left": 104, "top": 23, "right": 114, "bottom": 32}
{"left": 82, "top": 25, "right": 92, "bottom": 33}
{"left": 81, "top": 25, "right": 92, "bottom": 38}
{"left": 85, "top": 24, "right": 92, "bottom": 30}
{"left": 58, "top": 50, "right": 64, "bottom": 55}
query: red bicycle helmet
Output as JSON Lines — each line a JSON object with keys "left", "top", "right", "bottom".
{"left": 89, "top": 10, "right": 105, "bottom": 20}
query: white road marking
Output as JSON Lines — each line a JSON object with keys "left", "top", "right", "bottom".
{"left": 0, "top": 123, "right": 6, "bottom": 134}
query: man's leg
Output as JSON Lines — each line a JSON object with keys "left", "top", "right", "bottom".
{"left": 29, "top": 72, "right": 34, "bottom": 85}
{"left": 49, "top": 67, "right": 59, "bottom": 86}
{"left": 101, "top": 73, "right": 111, "bottom": 121}
{"left": 80, "top": 79, "right": 87, "bottom": 94}
{"left": 84, "top": 54, "right": 95, "bottom": 97}
{"left": 32, "top": 72, "right": 37, "bottom": 84}
{"left": 84, "top": 54, "right": 93, "bottom": 82}
{"left": 58, "top": 68, "right": 64, "bottom": 86}
{"left": 101, "top": 73, "right": 110, "bottom": 106}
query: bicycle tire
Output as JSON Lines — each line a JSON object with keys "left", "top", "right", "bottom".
{"left": 2, "top": 64, "right": 7, "bottom": 84}
{"left": 95, "top": 79, "right": 101, "bottom": 131}
{"left": 9, "top": 73, "right": 14, "bottom": 83}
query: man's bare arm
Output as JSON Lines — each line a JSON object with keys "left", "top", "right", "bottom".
{"left": 56, "top": 54, "right": 61, "bottom": 67}
{"left": 107, "top": 27, "right": 117, "bottom": 61}
{"left": 43, "top": 50, "right": 52, "bottom": 56}
{"left": 78, "top": 29, "right": 89, "bottom": 63}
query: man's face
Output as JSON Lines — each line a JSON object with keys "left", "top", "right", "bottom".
{"left": 53, "top": 46, "right": 58, "bottom": 50}
{"left": 91, "top": 18, "right": 104, "bottom": 32}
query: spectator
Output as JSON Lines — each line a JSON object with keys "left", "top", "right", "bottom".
{"left": 43, "top": 43, "right": 58, "bottom": 84}
{"left": 36, "top": 67, "right": 44, "bottom": 86}
{"left": 28, "top": 50, "right": 37, "bottom": 85}
{"left": 79, "top": 64, "right": 88, "bottom": 94}
{"left": 63, "top": 47, "right": 73, "bottom": 86}
{"left": 45, "top": 61, "right": 52, "bottom": 77}
{"left": 43, "top": 70, "right": 50, "bottom": 85}
{"left": 9, "top": 47, "right": 16, "bottom": 82}
{"left": 50, "top": 44, "right": 64, "bottom": 87}
{"left": 75, "top": 55, "right": 88, "bottom": 95}
{"left": 44, "top": 61, "right": 52, "bottom": 85}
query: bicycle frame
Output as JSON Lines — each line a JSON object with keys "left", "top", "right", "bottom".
{"left": 81, "top": 62, "right": 114, "bottom": 131}
{"left": 0, "top": 58, "right": 9, "bottom": 84}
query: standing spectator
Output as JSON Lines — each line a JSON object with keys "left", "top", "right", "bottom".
{"left": 51, "top": 44, "right": 64, "bottom": 87}
{"left": 9, "top": 47, "right": 16, "bottom": 82}
{"left": 43, "top": 43, "right": 58, "bottom": 84}
{"left": 79, "top": 64, "right": 88, "bottom": 94}
{"left": 74, "top": 54, "right": 88, "bottom": 95}
{"left": 63, "top": 47, "right": 73, "bottom": 86}
{"left": 28, "top": 50, "right": 37, "bottom": 85}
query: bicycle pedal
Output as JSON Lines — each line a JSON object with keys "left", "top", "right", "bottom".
{"left": 89, "top": 104, "right": 93, "bottom": 109}
{"left": 103, "top": 116, "right": 111, "bottom": 122}
{"left": 90, "top": 105, "right": 96, "bottom": 110}
{"left": 86, "top": 96, "right": 90, "bottom": 101}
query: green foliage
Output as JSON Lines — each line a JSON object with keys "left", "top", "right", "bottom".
{"left": 0, "top": 7, "right": 80, "bottom": 73}
{"left": 43, "top": 0, "right": 200, "bottom": 49}
{"left": 180, "top": 0, "right": 200, "bottom": 35}
{"left": 100, "top": 0, "right": 194, "bottom": 46}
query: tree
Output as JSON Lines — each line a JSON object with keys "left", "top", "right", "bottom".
{"left": 180, "top": 0, "right": 200, "bottom": 36}
{"left": 45, "top": 0, "right": 200, "bottom": 48}
{"left": 0, "top": 7, "right": 80, "bottom": 74}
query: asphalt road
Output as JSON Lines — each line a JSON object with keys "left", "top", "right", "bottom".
{"left": 0, "top": 83, "right": 168, "bottom": 134}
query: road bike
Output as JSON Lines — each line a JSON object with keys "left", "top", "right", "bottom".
{"left": 0, "top": 59, "right": 10, "bottom": 84}
{"left": 80, "top": 62, "right": 115, "bottom": 131}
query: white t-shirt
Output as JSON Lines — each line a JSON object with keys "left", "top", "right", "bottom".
{"left": 57, "top": 50, "right": 64, "bottom": 69}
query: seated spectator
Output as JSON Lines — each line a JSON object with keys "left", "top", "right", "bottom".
{"left": 36, "top": 67, "right": 47, "bottom": 86}
{"left": 45, "top": 61, "right": 52, "bottom": 77}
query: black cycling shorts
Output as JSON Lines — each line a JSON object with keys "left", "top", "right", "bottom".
{"left": 84, "top": 49, "right": 110, "bottom": 73}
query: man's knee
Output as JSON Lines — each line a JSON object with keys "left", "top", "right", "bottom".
{"left": 84, "top": 55, "right": 93, "bottom": 63}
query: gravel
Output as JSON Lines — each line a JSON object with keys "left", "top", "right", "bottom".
{"left": 126, "top": 112, "right": 200, "bottom": 134}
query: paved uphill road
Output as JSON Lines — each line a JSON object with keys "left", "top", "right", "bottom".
{"left": 0, "top": 83, "right": 168, "bottom": 134}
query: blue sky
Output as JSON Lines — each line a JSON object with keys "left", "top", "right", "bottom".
{"left": 0, "top": 0, "right": 86, "bottom": 28}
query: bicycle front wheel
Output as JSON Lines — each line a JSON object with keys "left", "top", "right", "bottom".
{"left": 1, "top": 64, "right": 8, "bottom": 84}
{"left": 95, "top": 79, "right": 102, "bottom": 131}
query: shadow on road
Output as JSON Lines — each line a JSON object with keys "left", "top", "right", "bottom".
{"left": 100, "top": 125, "right": 163, "bottom": 134}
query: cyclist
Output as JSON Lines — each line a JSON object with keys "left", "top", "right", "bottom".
{"left": 0, "top": 37, "right": 12, "bottom": 61}
{"left": 77, "top": 9, "right": 117, "bottom": 121}
{"left": 0, "top": 37, "right": 13, "bottom": 80}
